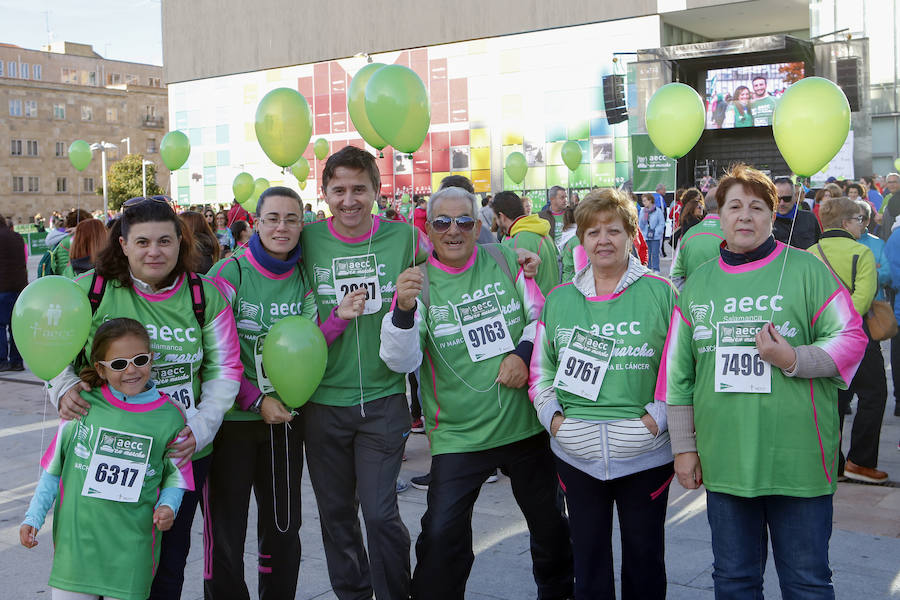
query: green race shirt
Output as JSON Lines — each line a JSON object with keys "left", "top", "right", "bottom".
{"left": 551, "top": 213, "right": 565, "bottom": 247}
{"left": 211, "top": 248, "right": 317, "bottom": 421}
{"left": 657, "top": 243, "right": 868, "bottom": 497}
{"left": 502, "top": 228, "right": 560, "bottom": 296}
{"left": 669, "top": 215, "right": 724, "bottom": 284}
{"left": 560, "top": 236, "right": 588, "bottom": 283}
{"left": 50, "top": 234, "right": 72, "bottom": 275}
{"left": 301, "top": 215, "right": 429, "bottom": 406}
{"left": 751, "top": 96, "right": 777, "bottom": 126}
{"left": 532, "top": 273, "right": 676, "bottom": 421}
{"left": 413, "top": 245, "right": 545, "bottom": 454}
{"left": 73, "top": 271, "right": 242, "bottom": 457}
{"left": 43, "top": 385, "right": 192, "bottom": 600}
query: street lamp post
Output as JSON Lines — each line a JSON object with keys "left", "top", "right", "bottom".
{"left": 121, "top": 137, "right": 131, "bottom": 155}
{"left": 142, "top": 160, "right": 154, "bottom": 198}
{"left": 90, "top": 141, "right": 117, "bottom": 215}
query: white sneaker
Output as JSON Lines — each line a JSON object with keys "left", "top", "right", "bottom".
{"left": 486, "top": 469, "right": 500, "bottom": 483}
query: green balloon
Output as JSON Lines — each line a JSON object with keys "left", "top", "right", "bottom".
{"left": 893, "top": 157, "right": 900, "bottom": 172}
{"left": 232, "top": 172, "right": 255, "bottom": 203}
{"left": 160, "top": 130, "right": 191, "bottom": 171}
{"left": 262, "top": 316, "right": 327, "bottom": 408}
{"left": 348, "top": 63, "right": 388, "bottom": 151}
{"left": 364, "top": 64, "right": 431, "bottom": 154}
{"left": 291, "top": 157, "right": 310, "bottom": 182}
{"left": 645, "top": 83, "right": 705, "bottom": 159}
{"left": 773, "top": 77, "right": 850, "bottom": 177}
{"left": 11, "top": 277, "right": 91, "bottom": 380}
{"left": 299, "top": 180, "right": 307, "bottom": 190}
{"left": 255, "top": 87, "right": 313, "bottom": 168}
{"left": 314, "top": 138, "right": 330, "bottom": 161}
{"left": 561, "top": 141, "right": 583, "bottom": 172}
{"left": 505, "top": 152, "right": 528, "bottom": 184}
{"left": 241, "top": 177, "right": 269, "bottom": 213}
{"left": 68, "top": 140, "right": 93, "bottom": 172}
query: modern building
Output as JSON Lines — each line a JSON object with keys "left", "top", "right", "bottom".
{"left": 0, "top": 41, "right": 168, "bottom": 222}
{"left": 159, "top": 0, "right": 898, "bottom": 206}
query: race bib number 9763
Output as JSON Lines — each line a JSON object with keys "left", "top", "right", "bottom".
{"left": 455, "top": 293, "right": 514, "bottom": 362}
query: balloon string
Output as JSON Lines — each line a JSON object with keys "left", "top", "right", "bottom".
{"left": 37, "top": 386, "right": 49, "bottom": 480}
{"left": 355, "top": 215, "right": 376, "bottom": 418}
{"left": 270, "top": 423, "right": 291, "bottom": 534}
{"left": 769, "top": 185, "right": 801, "bottom": 322}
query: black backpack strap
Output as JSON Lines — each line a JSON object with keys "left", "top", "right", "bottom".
{"left": 849, "top": 254, "right": 858, "bottom": 296}
{"left": 187, "top": 272, "right": 207, "bottom": 328}
{"left": 88, "top": 273, "right": 106, "bottom": 314}
{"left": 418, "top": 263, "right": 430, "bottom": 309}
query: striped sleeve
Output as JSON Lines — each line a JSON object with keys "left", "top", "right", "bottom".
{"left": 161, "top": 431, "right": 195, "bottom": 492}
{"left": 40, "top": 419, "right": 74, "bottom": 475}
{"left": 528, "top": 316, "right": 564, "bottom": 431}
{"left": 810, "top": 286, "right": 867, "bottom": 388}
{"left": 654, "top": 304, "right": 696, "bottom": 405}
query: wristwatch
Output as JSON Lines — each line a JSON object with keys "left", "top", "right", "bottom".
{"left": 249, "top": 393, "right": 264, "bottom": 414}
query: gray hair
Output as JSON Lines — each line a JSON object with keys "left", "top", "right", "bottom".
{"left": 548, "top": 186, "right": 565, "bottom": 201}
{"left": 427, "top": 186, "right": 479, "bottom": 221}
{"left": 855, "top": 198, "right": 871, "bottom": 219}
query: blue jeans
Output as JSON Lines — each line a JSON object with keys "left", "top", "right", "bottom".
{"left": 706, "top": 491, "right": 834, "bottom": 600}
{"left": 0, "top": 291, "right": 22, "bottom": 365}
{"left": 646, "top": 239, "right": 661, "bottom": 272}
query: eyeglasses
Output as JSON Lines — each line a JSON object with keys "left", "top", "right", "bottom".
{"left": 98, "top": 353, "right": 152, "bottom": 371}
{"left": 260, "top": 215, "right": 302, "bottom": 228}
{"left": 848, "top": 215, "right": 866, "bottom": 224}
{"left": 430, "top": 215, "right": 476, "bottom": 233}
{"left": 123, "top": 195, "right": 173, "bottom": 210}
{"left": 778, "top": 195, "right": 794, "bottom": 203}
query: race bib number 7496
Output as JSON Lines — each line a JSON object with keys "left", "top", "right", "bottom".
{"left": 714, "top": 321, "right": 771, "bottom": 393}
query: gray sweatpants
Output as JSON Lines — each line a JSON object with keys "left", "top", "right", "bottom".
{"left": 303, "top": 394, "right": 411, "bottom": 600}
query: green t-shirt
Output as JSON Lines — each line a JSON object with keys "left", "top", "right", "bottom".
{"left": 551, "top": 212, "right": 565, "bottom": 247}
{"left": 44, "top": 385, "right": 191, "bottom": 600}
{"left": 560, "top": 236, "right": 588, "bottom": 283}
{"left": 414, "top": 245, "right": 545, "bottom": 454}
{"left": 210, "top": 248, "right": 317, "bottom": 421}
{"left": 50, "top": 234, "right": 72, "bottom": 275}
{"left": 301, "top": 216, "right": 429, "bottom": 406}
{"left": 502, "top": 230, "right": 559, "bottom": 297}
{"left": 751, "top": 95, "right": 777, "bottom": 126}
{"left": 657, "top": 243, "right": 868, "bottom": 497}
{"left": 732, "top": 104, "right": 753, "bottom": 128}
{"left": 533, "top": 274, "right": 675, "bottom": 421}
{"left": 73, "top": 271, "right": 241, "bottom": 458}
{"left": 669, "top": 215, "right": 724, "bottom": 283}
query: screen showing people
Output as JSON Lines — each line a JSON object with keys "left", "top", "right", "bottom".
{"left": 705, "top": 62, "right": 805, "bottom": 129}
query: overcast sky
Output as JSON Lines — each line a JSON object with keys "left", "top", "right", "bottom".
{"left": 0, "top": 0, "right": 163, "bottom": 65}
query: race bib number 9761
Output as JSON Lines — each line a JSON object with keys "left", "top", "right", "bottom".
{"left": 553, "top": 327, "right": 616, "bottom": 401}
{"left": 714, "top": 321, "right": 771, "bottom": 393}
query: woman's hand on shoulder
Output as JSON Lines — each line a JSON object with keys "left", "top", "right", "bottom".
{"left": 167, "top": 426, "right": 196, "bottom": 465}
{"left": 58, "top": 382, "right": 92, "bottom": 420}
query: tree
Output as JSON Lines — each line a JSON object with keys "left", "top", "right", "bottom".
{"left": 97, "top": 153, "right": 166, "bottom": 210}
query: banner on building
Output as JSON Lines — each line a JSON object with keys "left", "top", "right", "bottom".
{"left": 631, "top": 134, "right": 676, "bottom": 193}
{"left": 810, "top": 130, "right": 854, "bottom": 185}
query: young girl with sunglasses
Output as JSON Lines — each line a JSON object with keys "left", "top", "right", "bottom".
{"left": 20, "top": 318, "right": 194, "bottom": 600}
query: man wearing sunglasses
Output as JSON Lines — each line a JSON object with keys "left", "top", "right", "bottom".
{"left": 380, "top": 186, "right": 574, "bottom": 600}
{"left": 772, "top": 177, "right": 821, "bottom": 249}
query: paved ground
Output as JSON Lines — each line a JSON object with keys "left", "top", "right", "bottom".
{"left": 2, "top": 251, "right": 899, "bottom": 599}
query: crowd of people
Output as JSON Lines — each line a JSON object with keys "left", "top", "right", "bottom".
{"left": 4, "top": 152, "right": 899, "bottom": 600}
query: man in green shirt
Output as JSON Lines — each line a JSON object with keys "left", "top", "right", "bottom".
{"left": 493, "top": 190, "right": 560, "bottom": 296}
{"left": 381, "top": 186, "right": 573, "bottom": 600}
{"left": 750, "top": 75, "right": 777, "bottom": 126}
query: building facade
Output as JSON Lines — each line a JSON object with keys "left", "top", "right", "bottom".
{"left": 0, "top": 42, "right": 168, "bottom": 222}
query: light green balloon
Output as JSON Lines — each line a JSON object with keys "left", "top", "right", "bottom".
{"left": 348, "top": 63, "right": 388, "bottom": 150}
{"left": 561, "top": 141, "right": 583, "bottom": 172}
{"left": 314, "top": 138, "right": 329, "bottom": 161}
{"left": 505, "top": 151, "right": 528, "bottom": 184}
{"left": 894, "top": 157, "right": 900, "bottom": 172}
{"left": 255, "top": 88, "right": 313, "bottom": 168}
{"left": 299, "top": 180, "right": 307, "bottom": 190}
{"left": 773, "top": 77, "right": 850, "bottom": 177}
{"left": 262, "top": 316, "right": 327, "bottom": 408}
{"left": 241, "top": 177, "right": 269, "bottom": 213}
{"left": 68, "top": 140, "right": 93, "bottom": 172}
{"left": 160, "top": 130, "right": 191, "bottom": 171}
{"left": 645, "top": 83, "right": 705, "bottom": 159}
{"left": 232, "top": 172, "right": 255, "bottom": 203}
{"left": 364, "top": 64, "right": 431, "bottom": 154}
{"left": 291, "top": 157, "right": 310, "bottom": 182}
{"left": 11, "top": 277, "right": 91, "bottom": 380}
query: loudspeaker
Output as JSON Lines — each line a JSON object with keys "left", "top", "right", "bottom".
{"left": 836, "top": 58, "right": 859, "bottom": 112}
{"left": 602, "top": 74, "right": 628, "bottom": 125}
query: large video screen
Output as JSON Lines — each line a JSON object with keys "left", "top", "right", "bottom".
{"left": 705, "top": 62, "right": 805, "bottom": 129}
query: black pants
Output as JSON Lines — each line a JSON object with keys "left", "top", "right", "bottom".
{"left": 839, "top": 337, "right": 888, "bottom": 470}
{"left": 408, "top": 372, "right": 421, "bottom": 421}
{"left": 303, "top": 394, "right": 411, "bottom": 600}
{"left": 148, "top": 453, "right": 212, "bottom": 599}
{"left": 891, "top": 333, "right": 900, "bottom": 414}
{"left": 412, "top": 432, "right": 574, "bottom": 600}
{"left": 203, "top": 418, "right": 304, "bottom": 600}
{"left": 556, "top": 459, "right": 673, "bottom": 600}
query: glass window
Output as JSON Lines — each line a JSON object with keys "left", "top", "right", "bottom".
{"left": 27, "top": 176, "right": 39, "bottom": 193}
{"left": 10, "top": 140, "right": 22, "bottom": 155}
{"left": 107, "top": 72, "right": 121, "bottom": 85}
{"left": 147, "top": 138, "right": 157, "bottom": 153}
{"left": 33, "top": 64, "right": 41, "bottom": 80}
{"left": 12, "top": 176, "right": 24, "bottom": 193}
{"left": 57, "top": 177, "right": 67, "bottom": 193}
{"left": 21, "top": 63, "right": 29, "bottom": 79}
{"left": 56, "top": 141, "right": 66, "bottom": 157}
{"left": 53, "top": 103, "right": 66, "bottom": 119}
{"left": 9, "top": 99, "right": 22, "bottom": 116}
{"left": 89, "top": 72, "right": 96, "bottom": 86}
{"left": 83, "top": 178, "right": 94, "bottom": 192}
{"left": 106, "top": 107, "right": 118, "bottom": 122}
{"left": 8, "top": 62, "right": 16, "bottom": 78}
{"left": 26, "top": 140, "right": 38, "bottom": 156}
{"left": 81, "top": 105, "right": 92, "bottom": 121}
{"left": 0, "top": 61, "right": 4, "bottom": 77}
{"left": 24, "top": 100, "right": 37, "bottom": 117}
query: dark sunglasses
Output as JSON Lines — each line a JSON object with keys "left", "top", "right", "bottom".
{"left": 98, "top": 353, "right": 152, "bottom": 371}
{"left": 777, "top": 195, "right": 794, "bottom": 203}
{"left": 123, "top": 195, "right": 173, "bottom": 210}
{"left": 430, "top": 215, "right": 476, "bottom": 233}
